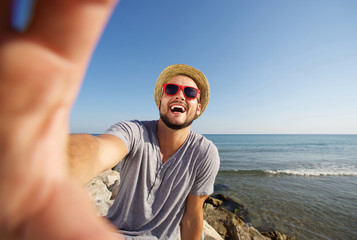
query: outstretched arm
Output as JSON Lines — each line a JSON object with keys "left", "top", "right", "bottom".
{"left": 0, "top": 0, "right": 121, "bottom": 239}
{"left": 68, "top": 133, "right": 127, "bottom": 185}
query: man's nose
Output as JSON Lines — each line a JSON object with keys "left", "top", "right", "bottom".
{"left": 175, "top": 89, "right": 185, "bottom": 100}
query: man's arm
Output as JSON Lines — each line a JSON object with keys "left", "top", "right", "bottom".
{"left": 180, "top": 194, "right": 208, "bottom": 240}
{"left": 0, "top": 1, "right": 121, "bottom": 239}
{"left": 68, "top": 133, "right": 127, "bottom": 185}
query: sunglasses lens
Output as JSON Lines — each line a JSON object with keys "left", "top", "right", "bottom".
{"left": 184, "top": 87, "right": 198, "bottom": 99}
{"left": 165, "top": 84, "right": 179, "bottom": 95}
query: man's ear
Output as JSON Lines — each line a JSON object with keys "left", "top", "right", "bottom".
{"left": 158, "top": 98, "right": 162, "bottom": 110}
{"left": 196, "top": 103, "right": 201, "bottom": 116}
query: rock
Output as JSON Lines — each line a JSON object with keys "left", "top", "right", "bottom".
{"left": 86, "top": 177, "right": 113, "bottom": 216}
{"left": 109, "top": 179, "right": 120, "bottom": 200}
{"left": 205, "top": 205, "right": 270, "bottom": 240}
{"left": 206, "top": 196, "right": 223, "bottom": 207}
{"left": 235, "top": 225, "right": 270, "bottom": 240}
{"left": 86, "top": 169, "right": 119, "bottom": 216}
{"left": 204, "top": 195, "right": 293, "bottom": 240}
{"left": 211, "top": 194, "right": 250, "bottom": 223}
{"left": 261, "top": 231, "right": 298, "bottom": 240}
{"left": 203, "top": 220, "right": 224, "bottom": 240}
{"left": 203, "top": 204, "right": 262, "bottom": 240}
{"left": 96, "top": 169, "right": 120, "bottom": 187}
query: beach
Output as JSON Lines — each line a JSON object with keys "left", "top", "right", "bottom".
{"left": 206, "top": 134, "right": 357, "bottom": 240}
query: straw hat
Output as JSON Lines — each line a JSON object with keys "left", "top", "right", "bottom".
{"left": 154, "top": 64, "right": 210, "bottom": 119}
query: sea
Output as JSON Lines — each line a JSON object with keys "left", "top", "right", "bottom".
{"left": 203, "top": 134, "right": 357, "bottom": 240}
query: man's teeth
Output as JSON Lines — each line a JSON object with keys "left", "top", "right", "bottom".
{"left": 170, "top": 105, "right": 185, "bottom": 112}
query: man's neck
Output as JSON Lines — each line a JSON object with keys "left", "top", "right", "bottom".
{"left": 157, "top": 119, "right": 191, "bottom": 163}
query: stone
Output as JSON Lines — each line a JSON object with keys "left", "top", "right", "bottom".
{"left": 96, "top": 169, "right": 120, "bottom": 187}
{"left": 261, "top": 231, "right": 298, "bottom": 240}
{"left": 86, "top": 169, "right": 119, "bottom": 216}
{"left": 204, "top": 195, "right": 293, "bottom": 240}
{"left": 210, "top": 194, "right": 250, "bottom": 223}
{"left": 203, "top": 220, "right": 224, "bottom": 240}
{"left": 204, "top": 202, "right": 270, "bottom": 240}
{"left": 109, "top": 179, "right": 120, "bottom": 200}
{"left": 86, "top": 177, "right": 113, "bottom": 216}
{"left": 204, "top": 202, "right": 247, "bottom": 239}
{"left": 235, "top": 225, "right": 270, "bottom": 240}
{"left": 206, "top": 196, "right": 223, "bottom": 207}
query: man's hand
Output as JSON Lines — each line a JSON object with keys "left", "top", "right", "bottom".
{"left": 0, "top": 0, "right": 121, "bottom": 239}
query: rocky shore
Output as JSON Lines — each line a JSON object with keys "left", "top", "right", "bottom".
{"left": 86, "top": 170, "right": 297, "bottom": 240}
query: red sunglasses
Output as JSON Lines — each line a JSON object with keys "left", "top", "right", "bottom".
{"left": 163, "top": 83, "right": 200, "bottom": 100}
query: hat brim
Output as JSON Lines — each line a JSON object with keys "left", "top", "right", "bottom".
{"left": 154, "top": 64, "right": 210, "bottom": 119}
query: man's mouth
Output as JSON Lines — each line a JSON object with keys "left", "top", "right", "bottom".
{"left": 170, "top": 104, "right": 186, "bottom": 114}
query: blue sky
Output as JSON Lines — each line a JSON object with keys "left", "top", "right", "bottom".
{"left": 34, "top": 0, "right": 356, "bottom": 134}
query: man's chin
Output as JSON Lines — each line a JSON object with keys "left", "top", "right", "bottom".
{"left": 160, "top": 114, "right": 194, "bottom": 130}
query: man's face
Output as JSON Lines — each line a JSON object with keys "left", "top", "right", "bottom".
{"left": 159, "top": 75, "right": 201, "bottom": 130}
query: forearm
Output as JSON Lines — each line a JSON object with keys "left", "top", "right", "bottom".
{"left": 180, "top": 213, "right": 204, "bottom": 240}
{"left": 67, "top": 133, "right": 102, "bottom": 185}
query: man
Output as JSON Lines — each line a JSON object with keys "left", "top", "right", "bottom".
{"left": 0, "top": 1, "right": 218, "bottom": 240}
{"left": 69, "top": 64, "right": 220, "bottom": 239}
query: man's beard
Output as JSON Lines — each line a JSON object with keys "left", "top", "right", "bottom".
{"left": 159, "top": 103, "right": 196, "bottom": 130}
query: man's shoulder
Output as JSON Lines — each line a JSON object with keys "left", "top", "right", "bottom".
{"left": 189, "top": 131, "right": 218, "bottom": 154}
{"left": 190, "top": 131, "right": 214, "bottom": 145}
{"left": 188, "top": 133, "right": 220, "bottom": 181}
{"left": 139, "top": 120, "right": 158, "bottom": 128}
{"left": 117, "top": 119, "right": 155, "bottom": 125}
{"left": 104, "top": 120, "right": 157, "bottom": 143}
{"left": 123, "top": 120, "right": 157, "bottom": 129}
{"left": 107, "top": 120, "right": 157, "bottom": 131}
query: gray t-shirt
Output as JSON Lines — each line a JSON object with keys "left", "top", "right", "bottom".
{"left": 105, "top": 120, "right": 220, "bottom": 240}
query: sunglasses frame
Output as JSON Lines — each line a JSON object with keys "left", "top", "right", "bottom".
{"left": 162, "top": 83, "right": 200, "bottom": 100}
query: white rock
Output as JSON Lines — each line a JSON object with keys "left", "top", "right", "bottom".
{"left": 96, "top": 169, "right": 120, "bottom": 187}
{"left": 203, "top": 220, "right": 224, "bottom": 240}
{"left": 235, "top": 224, "right": 270, "bottom": 240}
{"left": 86, "top": 176, "right": 113, "bottom": 216}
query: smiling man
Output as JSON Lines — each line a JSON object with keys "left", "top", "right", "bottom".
{"left": 158, "top": 74, "right": 202, "bottom": 130}
{"left": 69, "top": 64, "right": 220, "bottom": 239}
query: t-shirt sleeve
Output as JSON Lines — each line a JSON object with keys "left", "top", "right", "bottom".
{"left": 104, "top": 120, "right": 142, "bottom": 155}
{"left": 190, "top": 143, "right": 220, "bottom": 196}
